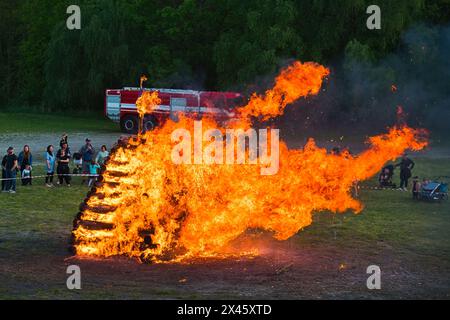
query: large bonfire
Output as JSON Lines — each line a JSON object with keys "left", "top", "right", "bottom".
{"left": 71, "top": 61, "right": 427, "bottom": 263}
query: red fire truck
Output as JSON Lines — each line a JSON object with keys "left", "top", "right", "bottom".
{"left": 105, "top": 87, "right": 244, "bottom": 133}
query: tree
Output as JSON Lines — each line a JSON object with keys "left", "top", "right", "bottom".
{"left": 0, "top": 0, "right": 21, "bottom": 108}
{"left": 213, "top": 0, "right": 303, "bottom": 88}
{"left": 17, "top": 0, "right": 69, "bottom": 106}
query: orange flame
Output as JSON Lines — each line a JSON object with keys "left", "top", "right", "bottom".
{"left": 237, "top": 61, "right": 329, "bottom": 125}
{"left": 72, "top": 61, "right": 427, "bottom": 263}
{"left": 139, "top": 75, "right": 148, "bottom": 89}
{"left": 136, "top": 90, "right": 161, "bottom": 119}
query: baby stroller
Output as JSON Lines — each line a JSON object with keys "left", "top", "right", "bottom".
{"left": 378, "top": 164, "right": 396, "bottom": 188}
{"left": 418, "top": 181, "right": 448, "bottom": 202}
{"left": 72, "top": 152, "right": 83, "bottom": 174}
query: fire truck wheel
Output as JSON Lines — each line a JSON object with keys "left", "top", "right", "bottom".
{"left": 120, "top": 115, "right": 138, "bottom": 134}
{"left": 143, "top": 115, "right": 158, "bottom": 132}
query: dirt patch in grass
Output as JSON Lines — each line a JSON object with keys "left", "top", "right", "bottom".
{"left": 2, "top": 231, "right": 449, "bottom": 299}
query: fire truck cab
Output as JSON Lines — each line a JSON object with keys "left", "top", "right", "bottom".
{"left": 105, "top": 87, "right": 243, "bottom": 133}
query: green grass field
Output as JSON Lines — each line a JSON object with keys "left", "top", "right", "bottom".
{"left": 0, "top": 112, "right": 449, "bottom": 299}
{"left": 0, "top": 112, "right": 116, "bottom": 133}
{"left": 0, "top": 157, "right": 449, "bottom": 299}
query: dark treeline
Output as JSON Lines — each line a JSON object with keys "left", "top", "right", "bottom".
{"left": 0, "top": 0, "right": 449, "bottom": 131}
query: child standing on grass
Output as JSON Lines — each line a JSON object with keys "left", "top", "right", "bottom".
{"left": 18, "top": 145, "right": 33, "bottom": 185}
{"left": 87, "top": 160, "right": 100, "bottom": 187}
{"left": 412, "top": 176, "right": 420, "bottom": 200}
{"left": 72, "top": 152, "right": 83, "bottom": 175}
{"left": 21, "top": 164, "right": 32, "bottom": 186}
{"left": 45, "top": 145, "right": 56, "bottom": 187}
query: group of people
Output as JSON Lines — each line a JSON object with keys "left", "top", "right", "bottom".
{"left": 378, "top": 153, "right": 416, "bottom": 191}
{"left": 1, "top": 145, "right": 33, "bottom": 193}
{"left": 1, "top": 134, "right": 109, "bottom": 193}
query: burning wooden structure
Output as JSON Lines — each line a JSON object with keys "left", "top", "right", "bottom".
{"left": 70, "top": 61, "right": 428, "bottom": 263}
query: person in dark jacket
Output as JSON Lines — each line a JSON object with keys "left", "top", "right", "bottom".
{"left": 79, "top": 138, "right": 95, "bottom": 184}
{"left": 18, "top": 145, "right": 33, "bottom": 185}
{"left": 1, "top": 151, "right": 7, "bottom": 191}
{"left": 3, "top": 147, "right": 18, "bottom": 193}
{"left": 56, "top": 142, "right": 71, "bottom": 186}
{"left": 395, "top": 154, "right": 415, "bottom": 191}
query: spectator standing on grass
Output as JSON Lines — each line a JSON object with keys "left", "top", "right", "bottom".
{"left": 1, "top": 151, "right": 7, "bottom": 191}
{"left": 95, "top": 145, "right": 109, "bottom": 165}
{"left": 18, "top": 145, "right": 33, "bottom": 185}
{"left": 45, "top": 145, "right": 56, "bottom": 187}
{"left": 412, "top": 176, "right": 420, "bottom": 200}
{"left": 56, "top": 142, "right": 71, "bottom": 186}
{"left": 72, "top": 152, "right": 83, "bottom": 174}
{"left": 79, "top": 138, "right": 95, "bottom": 184}
{"left": 395, "top": 153, "right": 415, "bottom": 191}
{"left": 3, "top": 147, "right": 18, "bottom": 193}
{"left": 87, "top": 160, "right": 100, "bottom": 187}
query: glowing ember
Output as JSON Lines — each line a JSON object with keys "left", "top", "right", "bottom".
{"left": 72, "top": 61, "right": 427, "bottom": 263}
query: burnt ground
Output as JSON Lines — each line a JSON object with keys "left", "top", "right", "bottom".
{"left": 1, "top": 229, "right": 449, "bottom": 300}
